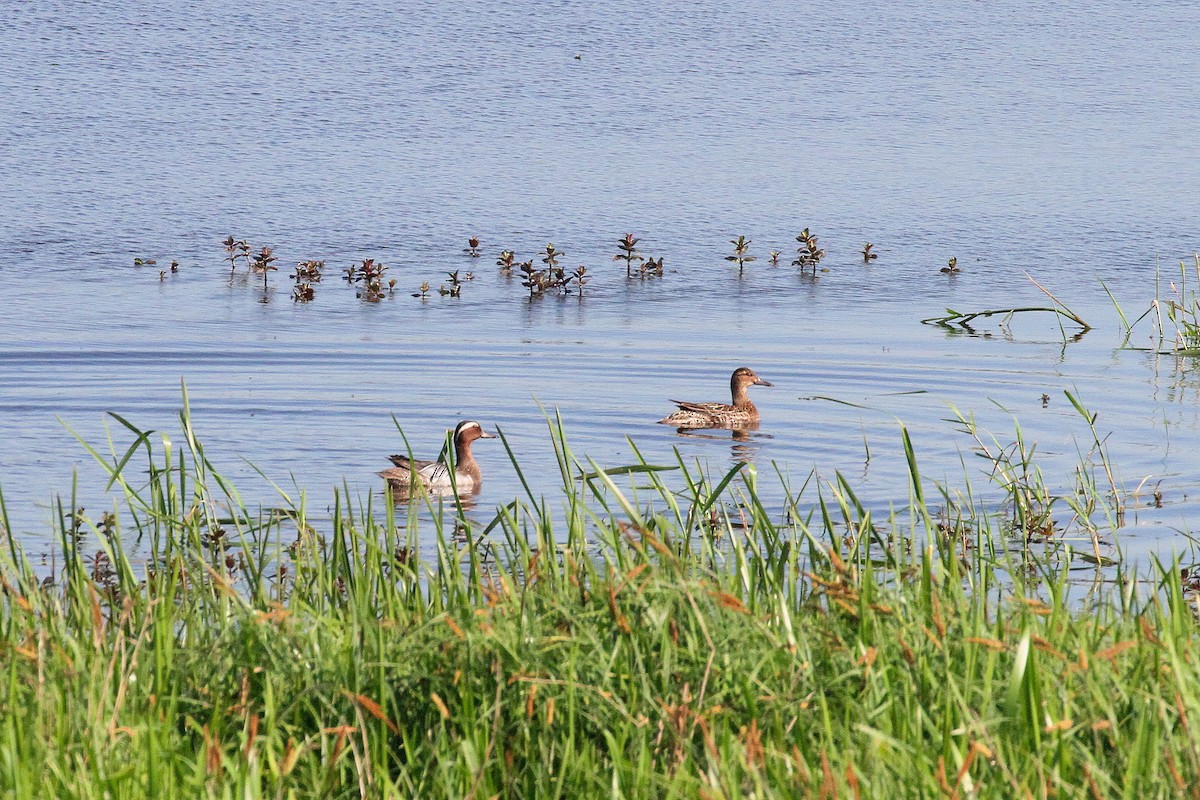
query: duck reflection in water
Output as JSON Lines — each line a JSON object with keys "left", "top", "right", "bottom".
{"left": 670, "top": 423, "right": 767, "bottom": 463}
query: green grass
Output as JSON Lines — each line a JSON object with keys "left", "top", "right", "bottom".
{"left": 2, "top": 398, "right": 1199, "bottom": 798}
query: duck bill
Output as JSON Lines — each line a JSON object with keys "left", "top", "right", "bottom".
{"left": 478, "top": 430, "right": 498, "bottom": 439}
{"left": 753, "top": 378, "right": 774, "bottom": 387}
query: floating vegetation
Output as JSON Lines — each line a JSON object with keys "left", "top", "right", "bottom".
{"left": 249, "top": 246, "right": 278, "bottom": 291}
{"left": 346, "top": 258, "right": 390, "bottom": 301}
{"left": 290, "top": 259, "right": 324, "bottom": 302}
{"left": 463, "top": 236, "right": 481, "bottom": 257}
{"left": 221, "top": 236, "right": 250, "bottom": 272}
{"left": 170, "top": 259, "right": 179, "bottom": 273}
{"left": 769, "top": 250, "right": 781, "bottom": 266}
{"left": 496, "top": 250, "right": 516, "bottom": 275}
{"left": 725, "top": 235, "right": 756, "bottom": 275}
{"left": 792, "top": 228, "right": 825, "bottom": 272}
{"left": 133, "top": 257, "right": 157, "bottom": 267}
{"left": 613, "top": 233, "right": 644, "bottom": 278}
{"left": 412, "top": 281, "right": 431, "bottom": 299}
{"left": 639, "top": 255, "right": 663, "bottom": 278}
{"left": 519, "top": 259, "right": 585, "bottom": 298}
{"left": 293, "top": 260, "right": 325, "bottom": 283}
{"left": 922, "top": 275, "right": 1091, "bottom": 334}
{"left": 941, "top": 256, "right": 960, "bottom": 274}
{"left": 862, "top": 242, "right": 877, "bottom": 262}
{"left": 540, "top": 242, "right": 564, "bottom": 270}
{"left": 440, "top": 270, "right": 465, "bottom": 297}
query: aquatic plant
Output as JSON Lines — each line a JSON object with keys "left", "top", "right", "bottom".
{"left": 496, "top": 250, "right": 516, "bottom": 275}
{"left": 540, "top": 242, "right": 564, "bottom": 269}
{"left": 792, "top": 228, "right": 825, "bottom": 272}
{"left": 440, "top": 270, "right": 464, "bottom": 297}
{"left": 222, "top": 236, "right": 250, "bottom": 272}
{"left": 941, "top": 256, "right": 960, "bottom": 274}
{"left": 640, "top": 255, "right": 664, "bottom": 278}
{"left": 133, "top": 257, "right": 158, "bottom": 267}
{"left": 768, "top": 250, "right": 781, "bottom": 266}
{"left": 862, "top": 243, "right": 877, "bottom": 262}
{"left": 613, "top": 233, "right": 644, "bottom": 278}
{"left": 249, "top": 246, "right": 278, "bottom": 291}
{"left": 348, "top": 258, "right": 388, "bottom": 301}
{"left": 170, "top": 259, "right": 180, "bottom": 273}
{"left": 292, "top": 282, "right": 315, "bottom": 302}
{"left": 412, "top": 281, "right": 431, "bottom": 299}
{"left": 1108, "top": 255, "right": 1200, "bottom": 355}
{"left": 725, "top": 235, "right": 756, "bottom": 275}
{"left": 464, "top": 236, "right": 481, "bottom": 257}
{"left": 293, "top": 260, "right": 325, "bottom": 283}
{"left": 573, "top": 265, "right": 589, "bottom": 296}
{"left": 922, "top": 275, "right": 1091, "bottom": 335}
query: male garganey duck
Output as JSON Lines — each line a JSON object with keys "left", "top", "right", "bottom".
{"left": 379, "top": 420, "right": 497, "bottom": 494}
{"left": 658, "top": 367, "right": 773, "bottom": 428}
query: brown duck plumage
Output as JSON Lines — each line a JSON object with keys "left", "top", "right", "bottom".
{"left": 658, "top": 367, "right": 773, "bottom": 428}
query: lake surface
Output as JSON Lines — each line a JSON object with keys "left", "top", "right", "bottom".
{"left": 2, "top": 1, "right": 1200, "bottom": 567}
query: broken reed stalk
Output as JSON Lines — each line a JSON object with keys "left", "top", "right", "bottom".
{"left": 921, "top": 306, "right": 1091, "bottom": 329}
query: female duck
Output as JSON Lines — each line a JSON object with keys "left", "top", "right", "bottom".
{"left": 658, "top": 367, "right": 773, "bottom": 428}
{"left": 379, "top": 420, "right": 497, "bottom": 494}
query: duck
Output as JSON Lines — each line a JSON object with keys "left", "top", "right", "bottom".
{"left": 379, "top": 420, "right": 497, "bottom": 494}
{"left": 658, "top": 367, "right": 773, "bottom": 428}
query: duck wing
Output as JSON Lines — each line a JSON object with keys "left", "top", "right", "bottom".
{"left": 668, "top": 399, "right": 734, "bottom": 414}
{"left": 387, "top": 454, "right": 437, "bottom": 470}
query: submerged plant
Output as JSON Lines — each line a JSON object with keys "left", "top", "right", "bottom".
{"left": 440, "top": 271, "right": 464, "bottom": 297}
{"left": 250, "top": 246, "right": 277, "bottom": 291}
{"left": 412, "top": 281, "right": 431, "bottom": 299}
{"left": 496, "top": 250, "right": 516, "bottom": 275}
{"left": 640, "top": 256, "right": 664, "bottom": 278}
{"left": 464, "top": 236, "right": 481, "bottom": 257}
{"left": 613, "top": 233, "right": 644, "bottom": 278}
{"left": 348, "top": 258, "right": 388, "bottom": 301}
{"left": 725, "top": 235, "right": 756, "bottom": 275}
{"left": 792, "top": 228, "right": 825, "bottom": 272}
{"left": 941, "top": 256, "right": 960, "bottom": 274}
{"left": 862, "top": 243, "right": 877, "bottom": 262}
{"left": 222, "top": 236, "right": 250, "bottom": 272}
{"left": 769, "top": 250, "right": 781, "bottom": 266}
{"left": 541, "top": 243, "right": 564, "bottom": 269}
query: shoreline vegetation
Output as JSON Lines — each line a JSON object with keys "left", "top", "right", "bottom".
{"left": 3, "top": 399, "right": 1200, "bottom": 797}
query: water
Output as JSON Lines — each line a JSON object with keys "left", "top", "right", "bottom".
{"left": 2, "top": 1, "right": 1200, "bottom": 565}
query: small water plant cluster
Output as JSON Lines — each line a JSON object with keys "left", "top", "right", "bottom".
{"left": 792, "top": 228, "right": 825, "bottom": 272}
{"left": 290, "top": 260, "right": 325, "bottom": 302}
{"left": 862, "top": 242, "right": 878, "bottom": 262}
{"left": 611, "top": 233, "right": 665, "bottom": 279}
{"left": 343, "top": 258, "right": 396, "bottom": 302}
{"left": 135, "top": 257, "right": 177, "bottom": 283}
{"left": 222, "top": 236, "right": 252, "bottom": 271}
{"left": 941, "top": 256, "right": 960, "bottom": 274}
{"left": 463, "top": 236, "right": 481, "bottom": 257}
{"left": 724, "top": 229, "right": 827, "bottom": 276}
{"left": 517, "top": 243, "right": 588, "bottom": 297}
